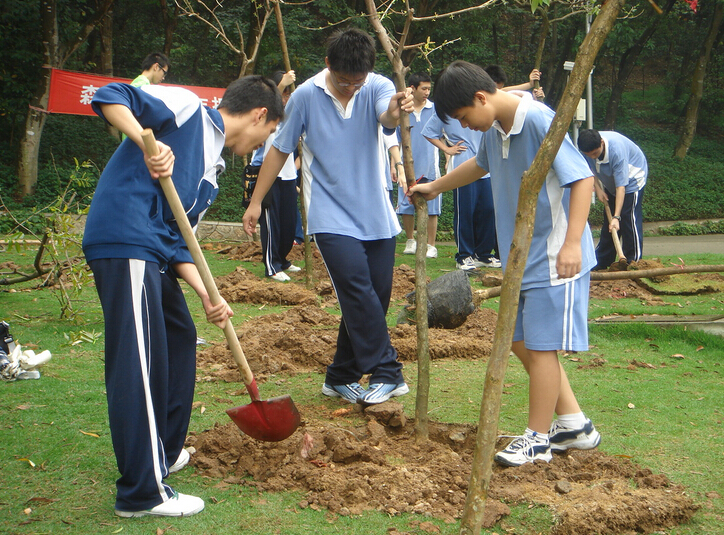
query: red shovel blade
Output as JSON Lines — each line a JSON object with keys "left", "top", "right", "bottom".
{"left": 226, "top": 395, "right": 301, "bottom": 442}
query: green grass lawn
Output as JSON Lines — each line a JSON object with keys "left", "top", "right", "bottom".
{"left": 1, "top": 240, "right": 723, "bottom": 534}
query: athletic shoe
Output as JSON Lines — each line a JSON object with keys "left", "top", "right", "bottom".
{"left": 169, "top": 448, "right": 190, "bottom": 474}
{"left": 403, "top": 239, "right": 416, "bottom": 254}
{"left": 549, "top": 418, "right": 601, "bottom": 452}
{"left": 115, "top": 491, "right": 204, "bottom": 518}
{"left": 426, "top": 245, "right": 438, "bottom": 258}
{"left": 286, "top": 264, "right": 302, "bottom": 272}
{"left": 322, "top": 382, "right": 367, "bottom": 403}
{"left": 494, "top": 434, "right": 552, "bottom": 467}
{"left": 457, "top": 257, "right": 479, "bottom": 271}
{"left": 476, "top": 256, "right": 502, "bottom": 268}
{"left": 357, "top": 382, "right": 409, "bottom": 405}
{"left": 270, "top": 272, "right": 291, "bottom": 282}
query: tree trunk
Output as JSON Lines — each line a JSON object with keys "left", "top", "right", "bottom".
{"left": 603, "top": 0, "right": 675, "bottom": 130}
{"left": 242, "top": 0, "right": 272, "bottom": 76}
{"left": 99, "top": 9, "right": 118, "bottom": 139}
{"left": 673, "top": 1, "right": 723, "bottom": 160}
{"left": 365, "top": 0, "right": 431, "bottom": 443}
{"left": 546, "top": 23, "right": 579, "bottom": 108}
{"left": 159, "top": 0, "right": 179, "bottom": 57}
{"left": 458, "top": 1, "right": 624, "bottom": 533}
{"left": 532, "top": 7, "right": 549, "bottom": 101}
{"left": 16, "top": 0, "right": 115, "bottom": 198}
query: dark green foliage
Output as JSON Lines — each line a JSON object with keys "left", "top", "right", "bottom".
{"left": 205, "top": 154, "right": 247, "bottom": 223}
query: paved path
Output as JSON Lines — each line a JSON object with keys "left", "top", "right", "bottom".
{"left": 637, "top": 235, "right": 723, "bottom": 257}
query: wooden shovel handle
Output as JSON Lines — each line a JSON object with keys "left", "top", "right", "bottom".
{"left": 140, "top": 129, "right": 258, "bottom": 396}
{"left": 602, "top": 193, "right": 627, "bottom": 262}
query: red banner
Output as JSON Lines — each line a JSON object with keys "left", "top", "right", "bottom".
{"left": 47, "top": 68, "right": 226, "bottom": 116}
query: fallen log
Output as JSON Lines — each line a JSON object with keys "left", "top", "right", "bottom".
{"left": 473, "top": 265, "right": 724, "bottom": 302}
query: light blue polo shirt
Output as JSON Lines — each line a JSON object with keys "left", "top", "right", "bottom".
{"left": 400, "top": 100, "right": 440, "bottom": 180}
{"left": 272, "top": 69, "right": 401, "bottom": 240}
{"left": 476, "top": 96, "right": 596, "bottom": 289}
{"left": 581, "top": 131, "right": 647, "bottom": 194}
{"left": 422, "top": 113, "right": 483, "bottom": 172}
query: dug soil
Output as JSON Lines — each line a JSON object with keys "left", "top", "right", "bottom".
{"left": 189, "top": 244, "right": 702, "bottom": 534}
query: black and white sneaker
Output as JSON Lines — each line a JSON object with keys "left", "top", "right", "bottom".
{"left": 549, "top": 418, "right": 601, "bottom": 452}
{"left": 494, "top": 434, "right": 552, "bottom": 466}
{"left": 322, "top": 382, "right": 367, "bottom": 403}
{"left": 357, "top": 382, "right": 409, "bottom": 405}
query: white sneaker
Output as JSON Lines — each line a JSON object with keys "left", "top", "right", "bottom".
{"left": 426, "top": 245, "right": 438, "bottom": 258}
{"left": 169, "top": 448, "right": 190, "bottom": 474}
{"left": 403, "top": 239, "right": 416, "bottom": 254}
{"left": 477, "top": 257, "right": 502, "bottom": 268}
{"left": 115, "top": 491, "right": 204, "bottom": 518}
{"left": 494, "top": 434, "right": 552, "bottom": 467}
{"left": 549, "top": 418, "right": 601, "bottom": 452}
{"left": 270, "top": 272, "right": 291, "bottom": 282}
{"left": 457, "top": 257, "right": 479, "bottom": 271}
{"left": 286, "top": 264, "right": 302, "bottom": 272}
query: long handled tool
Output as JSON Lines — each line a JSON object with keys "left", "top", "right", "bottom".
{"left": 141, "top": 129, "right": 301, "bottom": 442}
{"left": 598, "top": 179, "right": 628, "bottom": 270}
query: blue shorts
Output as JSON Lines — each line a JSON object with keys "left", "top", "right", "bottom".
{"left": 396, "top": 178, "right": 441, "bottom": 216}
{"left": 513, "top": 273, "right": 590, "bottom": 352}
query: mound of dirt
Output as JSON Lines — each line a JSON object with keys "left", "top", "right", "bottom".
{"left": 196, "top": 306, "right": 497, "bottom": 382}
{"left": 188, "top": 413, "right": 698, "bottom": 534}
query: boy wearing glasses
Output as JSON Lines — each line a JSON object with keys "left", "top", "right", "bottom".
{"left": 133, "top": 52, "right": 170, "bottom": 87}
{"left": 243, "top": 28, "right": 414, "bottom": 405}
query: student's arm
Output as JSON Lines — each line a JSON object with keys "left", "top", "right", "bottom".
{"left": 173, "top": 262, "right": 234, "bottom": 329}
{"left": 242, "top": 146, "right": 289, "bottom": 236}
{"left": 610, "top": 185, "right": 626, "bottom": 233}
{"left": 425, "top": 136, "right": 467, "bottom": 157}
{"left": 99, "top": 103, "right": 174, "bottom": 179}
{"left": 556, "top": 176, "right": 594, "bottom": 280}
{"left": 502, "top": 69, "right": 540, "bottom": 92}
{"left": 409, "top": 156, "right": 486, "bottom": 199}
{"left": 389, "top": 145, "right": 405, "bottom": 186}
{"left": 379, "top": 89, "right": 414, "bottom": 129}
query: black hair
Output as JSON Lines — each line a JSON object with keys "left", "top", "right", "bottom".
{"left": 433, "top": 61, "right": 497, "bottom": 122}
{"left": 483, "top": 64, "right": 507, "bottom": 86}
{"left": 326, "top": 28, "right": 376, "bottom": 75}
{"left": 577, "top": 129, "right": 602, "bottom": 153}
{"left": 218, "top": 75, "right": 284, "bottom": 122}
{"left": 408, "top": 72, "right": 432, "bottom": 88}
{"left": 141, "top": 52, "right": 169, "bottom": 71}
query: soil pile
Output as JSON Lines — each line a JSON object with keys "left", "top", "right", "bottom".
{"left": 188, "top": 414, "right": 698, "bottom": 534}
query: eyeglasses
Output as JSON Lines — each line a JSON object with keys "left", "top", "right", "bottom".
{"left": 159, "top": 65, "right": 168, "bottom": 79}
{"left": 331, "top": 71, "right": 366, "bottom": 88}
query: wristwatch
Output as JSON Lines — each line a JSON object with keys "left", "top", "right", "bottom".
{"left": 395, "top": 162, "right": 404, "bottom": 168}
{"left": 612, "top": 215, "right": 621, "bottom": 220}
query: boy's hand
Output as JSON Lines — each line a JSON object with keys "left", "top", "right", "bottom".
{"left": 408, "top": 180, "right": 437, "bottom": 201}
{"left": 242, "top": 202, "right": 261, "bottom": 236}
{"left": 390, "top": 87, "right": 414, "bottom": 118}
{"left": 144, "top": 141, "right": 174, "bottom": 179}
{"left": 203, "top": 296, "right": 234, "bottom": 329}
{"left": 556, "top": 242, "right": 582, "bottom": 280}
{"left": 444, "top": 141, "right": 467, "bottom": 156}
{"left": 594, "top": 181, "right": 608, "bottom": 203}
{"left": 280, "top": 70, "right": 296, "bottom": 88}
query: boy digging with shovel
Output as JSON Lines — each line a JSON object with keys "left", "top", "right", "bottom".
{"left": 84, "top": 75, "right": 283, "bottom": 517}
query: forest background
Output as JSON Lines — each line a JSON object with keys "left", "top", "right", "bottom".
{"left": 1, "top": 0, "right": 723, "bottom": 235}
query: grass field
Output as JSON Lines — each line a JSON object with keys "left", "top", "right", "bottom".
{"left": 1, "top": 240, "right": 723, "bottom": 535}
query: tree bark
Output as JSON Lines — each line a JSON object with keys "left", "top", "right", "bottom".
{"left": 159, "top": 0, "right": 179, "bottom": 57}
{"left": 603, "top": 0, "right": 675, "bottom": 130}
{"left": 458, "top": 1, "right": 624, "bottom": 533}
{"left": 17, "top": 0, "right": 114, "bottom": 198}
{"left": 673, "top": 1, "right": 723, "bottom": 160}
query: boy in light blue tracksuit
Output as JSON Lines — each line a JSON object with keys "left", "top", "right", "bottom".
{"left": 577, "top": 129, "right": 647, "bottom": 270}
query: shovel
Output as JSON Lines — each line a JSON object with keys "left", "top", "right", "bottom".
{"left": 598, "top": 179, "right": 628, "bottom": 270}
{"left": 141, "top": 129, "right": 301, "bottom": 442}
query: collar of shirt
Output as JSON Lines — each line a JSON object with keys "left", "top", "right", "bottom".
{"left": 491, "top": 91, "right": 531, "bottom": 159}
{"left": 412, "top": 98, "right": 434, "bottom": 121}
{"left": 314, "top": 69, "right": 367, "bottom": 119}
{"left": 595, "top": 136, "right": 610, "bottom": 172}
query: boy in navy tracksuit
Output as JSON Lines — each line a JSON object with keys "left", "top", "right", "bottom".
{"left": 84, "top": 76, "right": 283, "bottom": 518}
{"left": 242, "top": 29, "right": 414, "bottom": 405}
